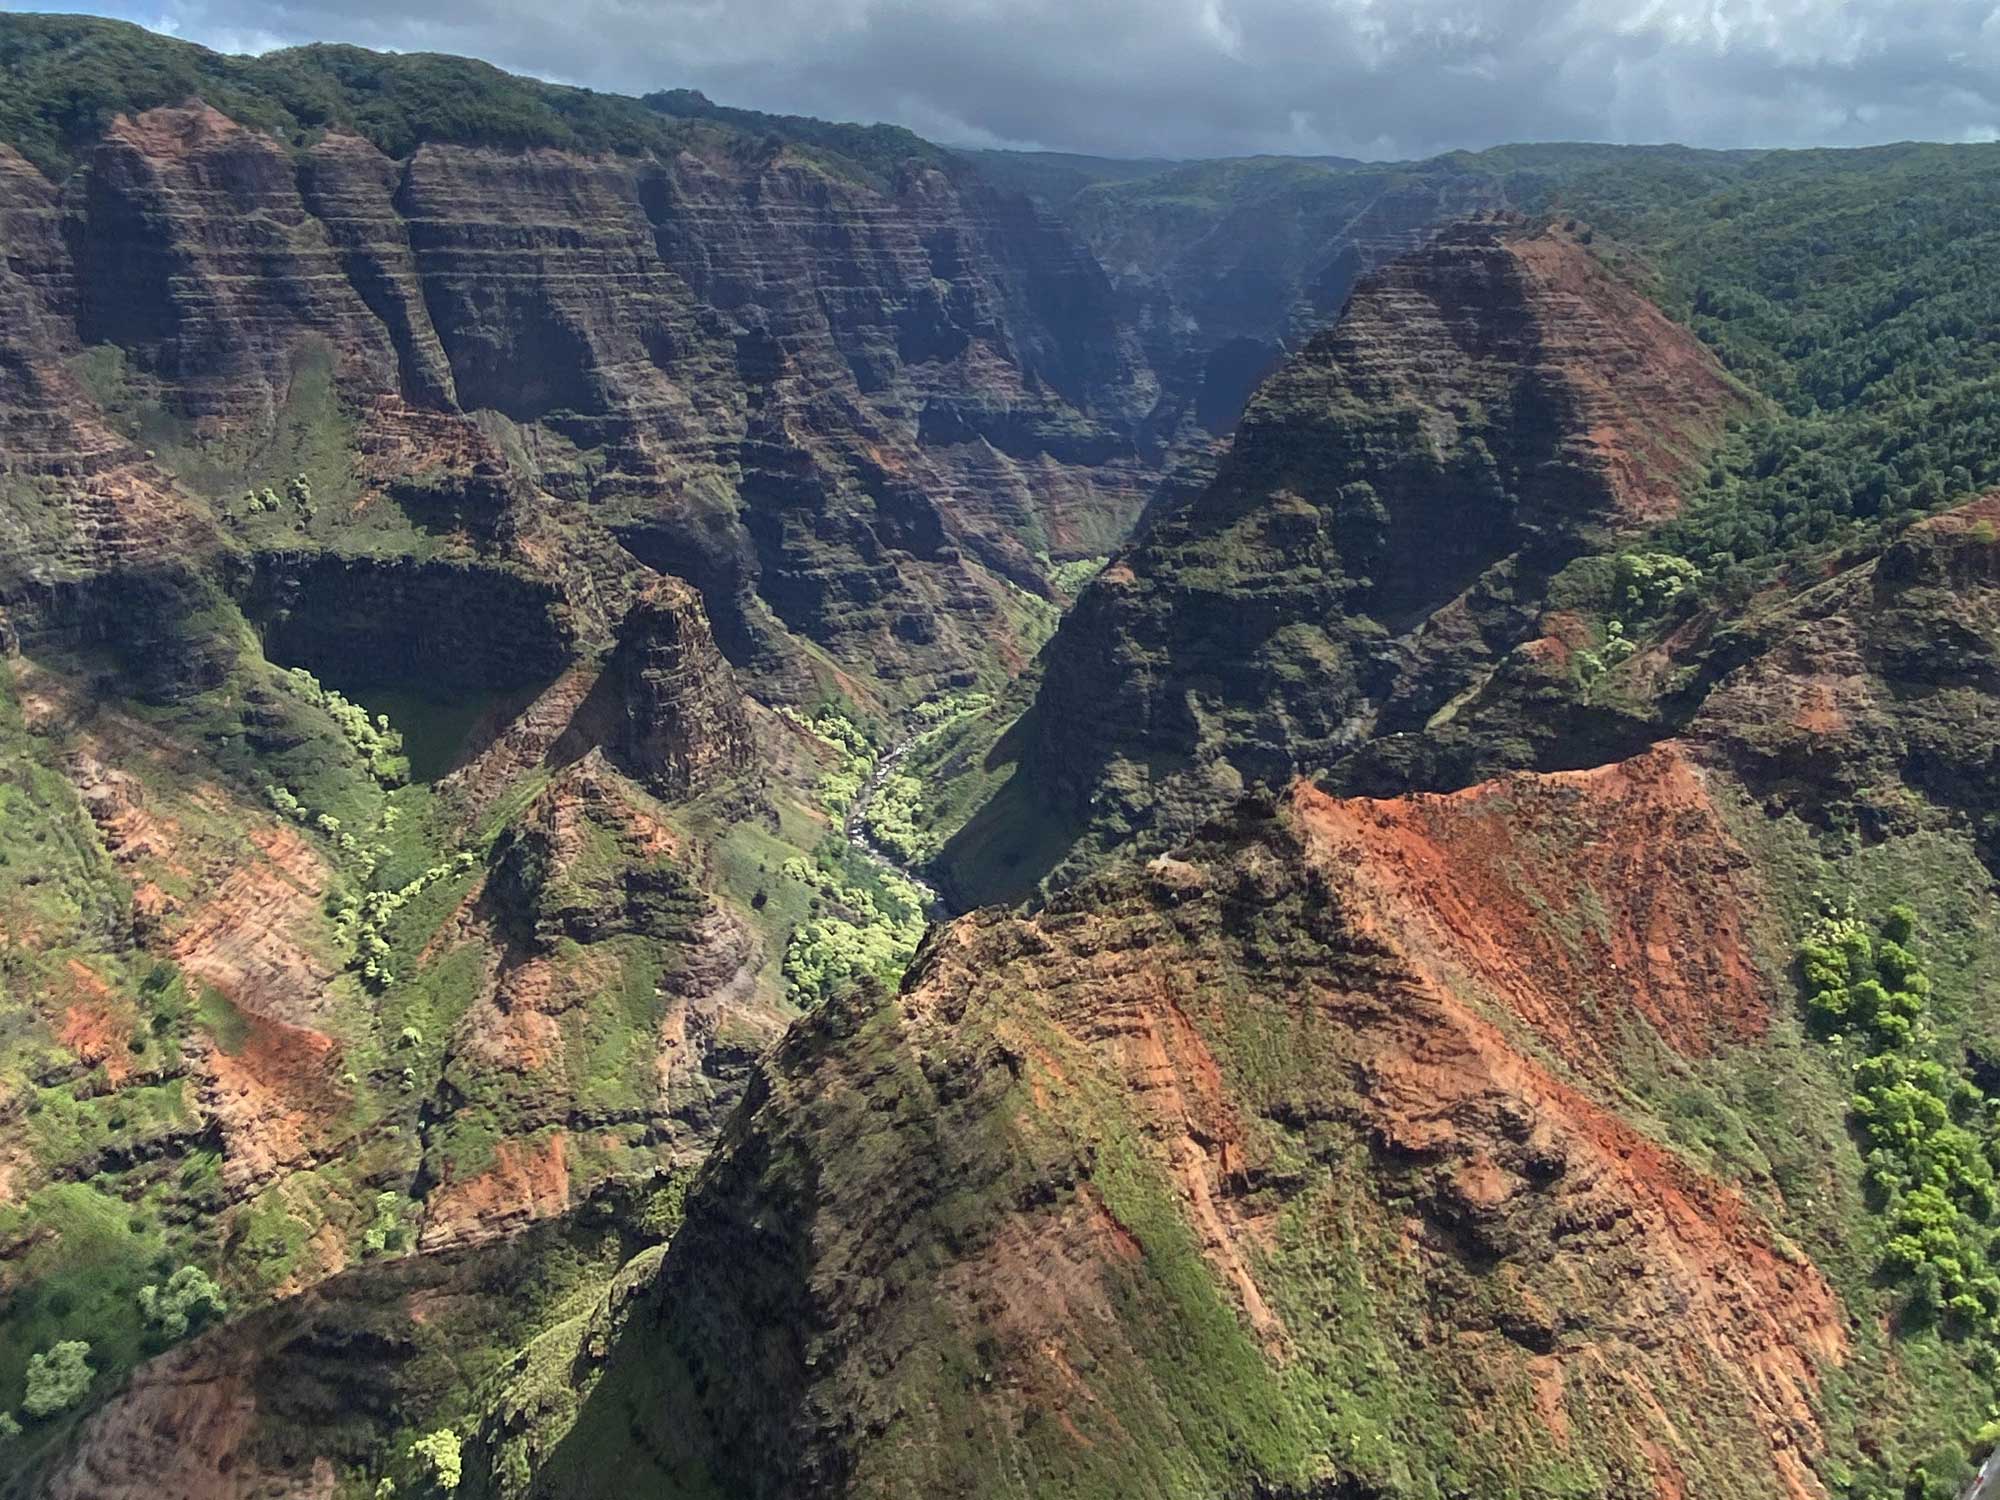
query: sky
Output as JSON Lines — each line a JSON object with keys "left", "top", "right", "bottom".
{"left": 13, "top": 0, "right": 2000, "bottom": 160}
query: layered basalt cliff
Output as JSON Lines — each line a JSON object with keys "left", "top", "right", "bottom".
{"left": 1017, "top": 219, "right": 1744, "bottom": 867}
{"left": 18, "top": 24, "right": 2000, "bottom": 1500}
{"left": 0, "top": 61, "right": 1162, "bottom": 703}
{"left": 240, "top": 551, "right": 577, "bottom": 693}
{"left": 1333, "top": 487, "right": 2000, "bottom": 866}
{"left": 39, "top": 485, "right": 2000, "bottom": 1494}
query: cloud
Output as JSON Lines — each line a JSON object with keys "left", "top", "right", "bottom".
{"left": 20, "top": 0, "right": 2000, "bottom": 159}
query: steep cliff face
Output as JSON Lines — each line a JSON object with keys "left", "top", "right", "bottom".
{"left": 30, "top": 1182, "right": 674, "bottom": 1500}
{"left": 1014, "top": 219, "right": 1744, "bottom": 872}
{"left": 0, "top": 49, "right": 1162, "bottom": 703}
{"left": 19, "top": 24, "right": 2000, "bottom": 1500}
{"left": 0, "top": 137, "right": 226, "bottom": 696}
{"left": 240, "top": 551, "right": 578, "bottom": 692}
{"left": 0, "top": 576, "right": 777, "bottom": 1491}
{"left": 1334, "top": 486, "right": 2000, "bottom": 867}
{"left": 42, "top": 481, "right": 2000, "bottom": 1494}
{"left": 545, "top": 745, "right": 1875, "bottom": 1500}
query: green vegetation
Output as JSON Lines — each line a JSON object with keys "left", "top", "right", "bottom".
{"left": 1054, "top": 141, "right": 2000, "bottom": 581}
{"left": 1800, "top": 904, "right": 2000, "bottom": 1339}
{"left": 855, "top": 769, "right": 925, "bottom": 860}
{"left": 409, "top": 1428, "right": 463, "bottom": 1492}
{"left": 1574, "top": 619, "right": 1637, "bottom": 689}
{"left": 1610, "top": 550, "right": 1701, "bottom": 617}
{"left": 361, "top": 1192, "right": 419, "bottom": 1257}
{"left": 779, "top": 846, "right": 926, "bottom": 1008}
{"left": 1045, "top": 554, "right": 1110, "bottom": 596}
{"left": 137, "top": 1265, "right": 226, "bottom": 1341}
{"left": 280, "top": 667, "right": 408, "bottom": 785}
{"left": 798, "top": 706, "right": 876, "bottom": 818}
{"left": 332, "top": 850, "right": 479, "bottom": 991}
{"left": 1510, "top": 148, "right": 2000, "bottom": 574}
{"left": 339, "top": 685, "right": 517, "bottom": 784}
{"left": 0, "top": 1182, "right": 171, "bottom": 1439}
{"left": 20, "top": 1341, "right": 91, "bottom": 1419}
{"left": 0, "top": 13, "right": 942, "bottom": 180}
{"left": 857, "top": 694, "right": 992, "bottom": 865}
{"left": 232, "top": 473, "right": 315, "bottom": 525}
{"left": 266, "top": 769, "right": 477, "bottom": 991}
{"left": 1570, "top": 551, "right": 1703, "bottom": 687}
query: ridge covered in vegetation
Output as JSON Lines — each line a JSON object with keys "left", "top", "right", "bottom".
{"left": 0, "top": 12, "right": 945, "bottom": 177}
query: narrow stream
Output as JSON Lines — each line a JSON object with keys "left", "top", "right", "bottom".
{"left": 843, "top": 729, "right": 945, "bottom": 915}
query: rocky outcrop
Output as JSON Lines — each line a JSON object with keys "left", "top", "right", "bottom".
{"left": 1015, "top": 219, "right": 1744, "bottom": 870}
{"left": 0, "top": 137, "right": 228, "bottom": 696}
{"left": 32, "top": 1186, "right": 674, "bottom": 1500}
{"left": 485, "top": 754, "right": 710, "bottom": 949}
{"left": 564, "top": 746, "right": 1846, "bottom": 1500}
{"left": 607, "top": 574, "right": 755, "bottom": 798}
{"left": 425, "top": 752, "right": 782, "bottom": 1247}
{"left": 1335, "top": 488, "right": 2000, "bottom": 872}
{"left": 70, "top": 106, "right": 406, "bottom": 434}
{"left": 1687, "top": 492, "right": 2000, "bottom": 863}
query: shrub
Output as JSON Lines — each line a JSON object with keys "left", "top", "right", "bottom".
{"left": 409, "top": 1428, "right": 463, "bottom": 1492}
{"left": 138, "top": 1264, "right": 227, "bottom": 1340}
{"left": 1612, "top": 552, "right": 1701, "bottom": 618}
{"left": 1801, "top": 905, "right": 2000, "bottom": 1347}
{"left": 22, "top": 1340, "right": 92, "bottom": 1417}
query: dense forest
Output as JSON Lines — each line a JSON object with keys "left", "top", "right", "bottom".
{"left": 0, "top": 13, "right": 941, "bottom": 177}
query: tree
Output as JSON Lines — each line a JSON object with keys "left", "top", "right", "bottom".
{"left": 139, "top": 1265, "right": 227, "bottom": 1340}
{"left": 1614, "top": 552, "right": 1701, "bottom": 618}
{"left": 22, "top": 1341, "right": 92, "bottom": 1418}
{"left": 409, "top": 1429, "right": 463, "bottom": 1492}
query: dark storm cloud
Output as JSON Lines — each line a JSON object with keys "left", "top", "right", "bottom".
{"left": 21, "top": 0, "right": 2000, "bottom": 157}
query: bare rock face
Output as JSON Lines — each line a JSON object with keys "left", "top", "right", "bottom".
{"left": 608, "top": 574, "right": 755, "bottom": 798}
{"left": 239, "top": 550, "right": 577, "bottom": 691}
{"left": 1016, "top": 219, "right": 1745, "bottom": 866}
{"left": 0, "top": 140, "right": 227, "bottom": 697}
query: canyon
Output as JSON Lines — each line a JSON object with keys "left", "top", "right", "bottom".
{"left": 2, "top": 15, "right": 2000, "bottom": 1500}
